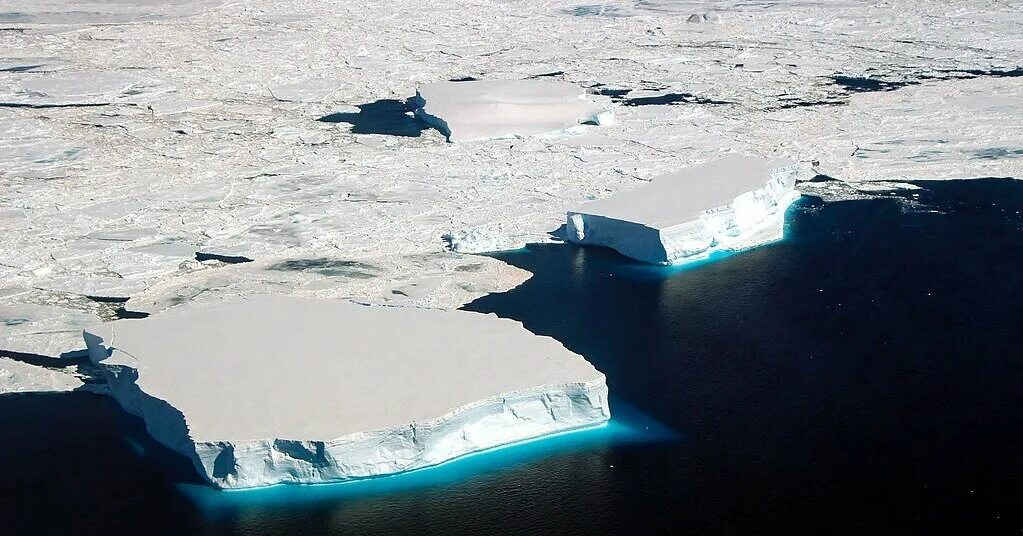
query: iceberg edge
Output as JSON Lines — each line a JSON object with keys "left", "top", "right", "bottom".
{"left": 566, "top": 156, "right": 803, "bottom": 265}
{"left": 85, "top": 328, "right": 610, "bottom": 490}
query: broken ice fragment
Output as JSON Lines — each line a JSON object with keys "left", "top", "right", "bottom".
{"left": 0, "top": 357, "right": 84, "bottom": 394}
{"left": 442, "top": 227, "right": 525, "bottom": 254}
{"left": 413, "top": 79, "right": 613, "bottom": 142}
{"left": 566, "top": 155, "right": 802, "bottom": 265}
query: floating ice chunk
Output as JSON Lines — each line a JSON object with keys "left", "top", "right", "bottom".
{"left": 0, "top": 358, "right": 83, "bottom": 394}
{"left": 413, "top": 79, "right": 612, "bottom": 142}
{"left": 566, "top": 155, "right": 802, "bottom": 265}
{"left": 84, "top": 296, "right": 609, "bottom": 489}
{"left": 443, "top": 226, "right": 525, "bottom": 254}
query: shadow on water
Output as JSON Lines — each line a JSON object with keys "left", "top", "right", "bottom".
{"left": 831, "top": 75, "right": 915, "bottom": 93}
{"left": 4, "top": 180, "right": 1023, "bottom": 535}
{"left": 464, "top": 180, "right": 1023, "bottom": 535}
{"left": 181, "top": 401, "right": 672, "bottom": 513}
{"left": 620, "top": 92, "right": 730, "bottom": 106}
{"left": 0, "top": 392, "right": 205, "bottom": 534}
{"left": 0, "top": 390, "right": 667, "bottom": 535}
{"left": 317, "top": 99, "right": 427, "bottom": 137}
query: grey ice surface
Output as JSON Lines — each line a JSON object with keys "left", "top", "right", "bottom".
{"left": 85, "top": 296, "right": 609, "bottom": 488}
{"left": 1, "top": 0, "right": 1022, "bottom": 376}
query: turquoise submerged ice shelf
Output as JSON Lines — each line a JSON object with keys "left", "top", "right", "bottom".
{"left": 179, "top": 400, "right": 673, "bottom": 511}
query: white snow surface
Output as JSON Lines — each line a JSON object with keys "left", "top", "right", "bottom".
{"left": 0, "top": 357, "right": 83, "bottom": 394}
{"left": 1, "top": 0, "right": 1022, "bottom": 368}
{"left": 83, "top": 296, "right": 609, "bottom": 488}
{"left": 567, "top": 155, "right": 802, "bottom": 264}
{"left": 414, "top": 79, "right": 611, "bottom": 142}
{"left": 0, "top": 0, "right": 223, "bottom": 24}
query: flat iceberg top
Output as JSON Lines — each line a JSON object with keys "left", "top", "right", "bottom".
{"left": 85, "top": 296, "right": 603, "bottom": 442}
{"left": 570, "top": 155, "right": 796, "bottom": 229}
{"left": 414, "top": 79, "right": 609, "bottom": 142}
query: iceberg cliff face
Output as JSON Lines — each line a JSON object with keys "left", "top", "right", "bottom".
{"left": 413, "top": 79, "right": 612, "bottom": 142}
{"left": 84, "top": 296, "right": 609, "bottom": 489}
{"left": 566, "top": 155, "right": 802, "bottom": 265}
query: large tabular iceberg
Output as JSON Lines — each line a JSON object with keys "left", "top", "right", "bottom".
{"left": 83, "top": 296, "right": 609, "bottom": 489}
{"left": 413, "top": 79, "right": 613, "bottom": 142}
{"left": 566, "top": 155, "right": 802, "bottom": 265}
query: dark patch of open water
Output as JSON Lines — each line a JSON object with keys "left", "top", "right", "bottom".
{"left": 2, "top": 180, "right": 1022, "bottom": 535}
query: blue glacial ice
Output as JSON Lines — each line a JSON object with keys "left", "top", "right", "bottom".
{"left": 566, "top": 155, "right": 803, "bottom": 265}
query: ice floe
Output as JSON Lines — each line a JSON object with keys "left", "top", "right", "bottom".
{"left": 0, "top": 357, "right": 83, "bottom": 394}
{"left": 0, "top": 71, "right": 166, "bottom": 107}
{"left": 84, "top": 296, "right": 610, "bottom": 488}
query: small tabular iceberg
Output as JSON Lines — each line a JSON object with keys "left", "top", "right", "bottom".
{"left": 83, "top": 296, "right": 609, "bottom": 489}
{"left": 566, "top": 155, "right": 802, "bottom": 265}
{"left": 413, "top": 79, "right": 613, "bottom": 142}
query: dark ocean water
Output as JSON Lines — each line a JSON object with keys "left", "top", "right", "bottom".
{"left": 2, "top": 179, "right": 1022, "bottom": 535}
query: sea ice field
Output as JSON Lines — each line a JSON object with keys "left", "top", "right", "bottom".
{"left": 1, "top": 0, "right": 1022, "bottom": 533}
{"left": 2, "top": 0, "right": 1021, "bottom": 364}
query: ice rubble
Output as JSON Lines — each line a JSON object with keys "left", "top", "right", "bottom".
{"left": 566, "top": 155, "right": 802, "bottom": 265}
{"left": 443, "top": 226, "right": 525, "bottom": 254}
{"left": 0, "top": 358, "right": 83, "bottom": 394}
{"left": 413, "top": 79, "right": 613, "bottom": 142}
{"left": 84, "top": 296, "right": 609, "bottom": 489}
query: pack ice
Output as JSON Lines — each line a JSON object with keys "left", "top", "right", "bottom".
{"left": 413, "top": 79, "right": 612, "bottom": 142}
{"left": 566, "top": 155, "right": 802, "bottom": 265}
{"left": 83, "top": 296, "right": 609, "bottom": 489}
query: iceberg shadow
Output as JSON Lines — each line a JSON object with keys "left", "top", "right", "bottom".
{"left": 317, "top": 99, "right": 427, "bottom": 137}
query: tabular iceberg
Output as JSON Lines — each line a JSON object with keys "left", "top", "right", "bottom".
{"left": 413, "top": 79, "right": 613, "bottom": 142}
{"left": 83, "top": 296, "right": 609, "bottom": 489}
{"left": 566, "top": 155, "right": 802, "bottom": 265}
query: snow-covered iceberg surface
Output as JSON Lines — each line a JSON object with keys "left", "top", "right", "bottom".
{"left": 83, "top": 296, "right": 609, "bottom": 489}
{"left": 566, "top": 155, "right": 802, "bottom": 265}
{"left": 413, "top": 79, "right": 613, "bottom": 142}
